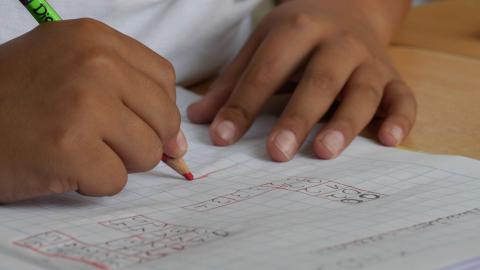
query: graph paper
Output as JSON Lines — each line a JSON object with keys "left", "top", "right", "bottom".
{"left": 0, "top": 88, "right": 479, "bottom": 270}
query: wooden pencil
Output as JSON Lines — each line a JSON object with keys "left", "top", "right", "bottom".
{"left": 162, "top": 154, "right": 194, "bottom": 181}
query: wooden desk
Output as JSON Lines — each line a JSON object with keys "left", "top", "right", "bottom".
{"left": 394, "top": 0, "right": 480, "bottom": 59}
{"left": 390, "top": 47, "right": 480, "bottom": 159}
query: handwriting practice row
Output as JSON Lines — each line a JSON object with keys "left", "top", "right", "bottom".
{"left": 15, "top": 215, "right": 229, "bottom": 269}
{"left": 184, "top": 177, "right": 385, "bottom": 212}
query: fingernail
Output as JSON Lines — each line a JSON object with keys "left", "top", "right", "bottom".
{"left": 274, "top": 130, "right": 297, "bottom": 160}
{"left": 176, "top": 131, "right": 188, "bottom": 153}
{"left": 321, "top": 130, "right": 344, "bottom": 157}
{"left": 389, "top": 126, "right": 404, "bottom": 145}
{"left": 215, "top": 121, "right": 236, "bottom": 142}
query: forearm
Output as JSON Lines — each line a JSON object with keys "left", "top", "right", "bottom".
{"left": 276, "top": 0, "right": 412, "bottom": 43}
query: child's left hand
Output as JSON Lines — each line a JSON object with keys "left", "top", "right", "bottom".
{"left": 188, "top": 0, "right": 416, "bottom": 162}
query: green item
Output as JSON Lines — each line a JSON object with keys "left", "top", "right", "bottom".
{"left": 19, "top": 0, "right": 62, "bottom": 23}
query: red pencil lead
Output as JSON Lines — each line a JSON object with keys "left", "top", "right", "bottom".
{"left": 183, "top": 172, "right": 194, "bottom": 181}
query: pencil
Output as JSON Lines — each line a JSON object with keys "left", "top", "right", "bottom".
{"left": 19, "top": 0, "right": 195, "bottom": 181}
{"left": 19, "top": 0, "right": 61, "bottom": 23}
{"left": 162, "top": 154, "right": 194, "bottom": 181}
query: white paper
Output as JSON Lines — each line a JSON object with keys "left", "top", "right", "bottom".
{"left": 1, "top": 87, "right": 479, "bottom": 270}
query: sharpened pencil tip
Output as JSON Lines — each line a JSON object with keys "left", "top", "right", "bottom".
{"left": 183, "top": 172, "right": 194, "bottom": 181}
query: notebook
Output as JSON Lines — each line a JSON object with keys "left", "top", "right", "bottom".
{"left": 0, "top": 87, "right": 479, "bottom": 270}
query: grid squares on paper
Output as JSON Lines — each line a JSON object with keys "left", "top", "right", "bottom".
{"left": 2, "top": 88, "right": 480, "bottom": 270}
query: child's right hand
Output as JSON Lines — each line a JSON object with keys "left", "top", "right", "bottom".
{"left": 0, "top": 19, "right": 185, "bottom": 203}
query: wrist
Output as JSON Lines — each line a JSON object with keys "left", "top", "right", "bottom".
{"left": 353, "top": 0, "right": 411, "bottom": 43}
{"left": 275, "top": 0, "right": 411, "bottom": 44}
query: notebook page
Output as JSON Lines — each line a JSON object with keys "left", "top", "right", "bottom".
{"left": 0, "top": 87, "right": 479, "bottom": 270}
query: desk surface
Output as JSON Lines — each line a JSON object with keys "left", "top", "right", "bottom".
{"left": 392, "top": 0, "right": 480, "bottom": 159}
{"left": 390, "top": 47, "right": 480, "bottom": 159}
{"left": 394, "top": 0, "right": 480, "bottom": 59}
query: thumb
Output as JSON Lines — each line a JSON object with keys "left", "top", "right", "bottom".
{"left": 162, "top": 130, "right": 188, "bottom": 158}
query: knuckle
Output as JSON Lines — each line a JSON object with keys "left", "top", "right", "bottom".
{"left": 389, "top": 78, "right": 405, "bottom": 89}
{"left": 337, "top": 31, "right": 367, "bottom": 54}
{"left": 288, "top": 13, "right": 316, "bottom": 30}
{"left": 224, "top": 103, "right": 254, "bottom": 124}
{"left": 73, "top": 18, "right": 111, "bottom": 36}
{"left": 304, "top": 72, "right": 339, "bottom": 95}
{"left": 245, "top": 67, "right": 274, "bottom": 89}
{"left": 351, "top": 83, "right": 383, "bottom": 101}
{"left": 67, "top": 87, "right": 99, "bottom": 114}
{"left": 50, "top": 97, "right": 96, "bottom": 155}
{"left": 370, "top": 58, "right": 390, "bottom": 71}
{"left": 339, "top": 31, "right": 358, "bottom": 45}
{"left": 161, "top": 59, "right": 176, "bottom": 83}
{"left": 213, "top": 75, "right": 235, "bottom": 92}
{"left": 51, "top": 125, "right": 82, "bottom": 156}
{"left": 73, "top": 46, "right": 117, "bottom": 73}
{"left": 368, "top": 60, "right": 393, "bottom": 79}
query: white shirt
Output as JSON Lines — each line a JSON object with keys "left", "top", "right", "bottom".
{"left": 0, "top": 0, "right": 261, "bottom": 84}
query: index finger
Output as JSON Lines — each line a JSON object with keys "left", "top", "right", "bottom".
{"left": 209, "top": 26, "right": 319, "bottom": 145}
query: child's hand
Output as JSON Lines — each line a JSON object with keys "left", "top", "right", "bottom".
{"left": 188, "top": 0, "right": 416, "bottom": 161}
{"left": 0, "top": 19, "right": 185, "bottom": 203}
